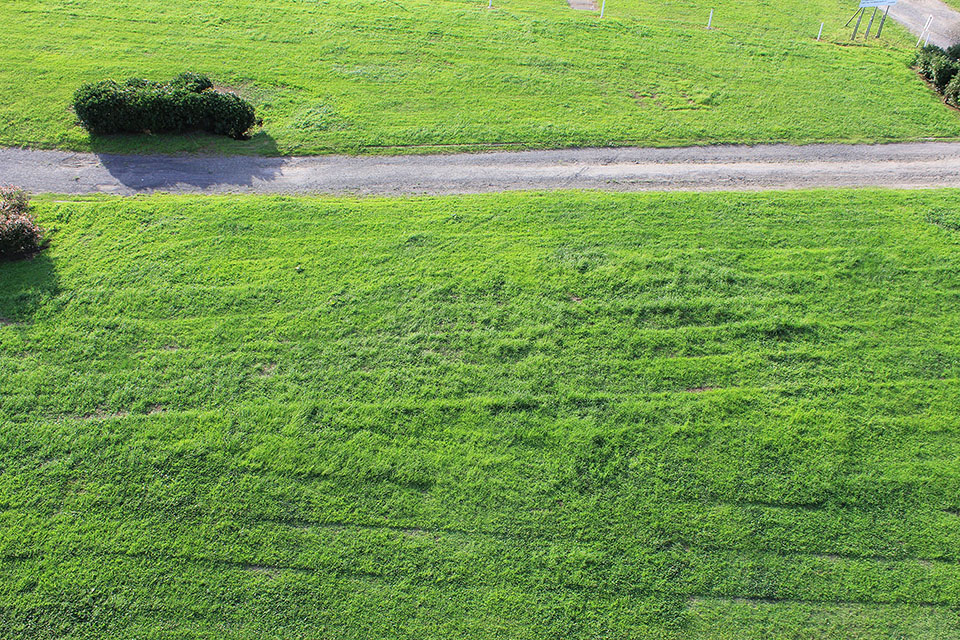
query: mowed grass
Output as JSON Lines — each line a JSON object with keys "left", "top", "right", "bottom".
{"left": 1, "top": 0, "right": 958, "bottom": 154}
{"left": 1, "top": 190, "right": 960, "bottom": 638}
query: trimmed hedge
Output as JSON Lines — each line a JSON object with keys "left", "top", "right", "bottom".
{"left": 73, "top": 73, "right": 258, "bottom": 140}
{"left": 0, "top": 186, "right": 43, "bottom": 260}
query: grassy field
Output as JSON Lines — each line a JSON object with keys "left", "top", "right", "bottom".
{"left": 0, "top": 0, "right": 957, "bottom": 155}
{"left": 1, "top": 190, "right": 959, "bottom": 638}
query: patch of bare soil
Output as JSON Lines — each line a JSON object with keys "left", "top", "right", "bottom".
{"left": 78, "top": 409, "right": 130, "bottom": 421}
{"left": 257, "top": 363, "right": 278, "bottom": 377}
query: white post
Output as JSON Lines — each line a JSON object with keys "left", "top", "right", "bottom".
{"left": 707, "top": 8, "right": 713, "bottom": 28}
{"left": 600, "top": 0, "right": 605, "bottom": 18}
{"left": 488, "top": 0, "right": 492, "bottom": 8}
{"left": 917, "top": 15, "right": 932, "bottom": 46}
{"left": 925, "top": 30, "right": 931, "bottom": 46}
{"left": 817, "top": 22, "right": 824, "bottom": 41}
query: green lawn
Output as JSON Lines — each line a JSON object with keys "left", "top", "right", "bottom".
{"left": 0, "top": 0, "right": 957, "bottom": 155}
{"left": 1, "top": 190, "right": 959, "bottom": 638}
{"left": 938, "top": 1, "right": 960, "bottom": 16}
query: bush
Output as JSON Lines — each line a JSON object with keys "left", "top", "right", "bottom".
{"left": 73, "top": 73, "right": 258, "bottom": 140}
{"left": 0, "top": 185, "right": 29, "bottom": 216}
{"left": 945, "top": 73, "right": 960, "bottom": 106}
{"left": 168, "top": 72, "right": 214, "bottom": 93}
{"left": 946, "top": 43, "right": 960, "bottom": 61}
{"left": 0, "top": 187, "right": 43, "bottom": 260}
{"left": 916, "top": 44, "right": 947, "bottom": 79}
{"left": 932, "top": 55, "right": 960, "bottom": 92}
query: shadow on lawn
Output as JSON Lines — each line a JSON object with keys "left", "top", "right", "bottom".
{"left": 90, "top": 131, "right": 287, "bottom": 194}
{"left": 0, "top": 252, "right": 59, "bottom": 325}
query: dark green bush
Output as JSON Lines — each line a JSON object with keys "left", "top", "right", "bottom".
{"left": 946, "top": 43, "right": 960, "bottom": 61}
{"left": 168, "top": 72, "right": 214, "bottom": 93}
{"left": 916, "top": 44, "right": 947, "bottom": 79}
{"left": 932, "top": 55, "right": 960, "bottom": 92}
{"left": 945, "top": 73, "right": 960, "bottom": 106}
{"left": 73, "top": 73, "right": 258, "bottom": 140}
{"left": 0, "top": 187, "right": 43, "bottom": 260}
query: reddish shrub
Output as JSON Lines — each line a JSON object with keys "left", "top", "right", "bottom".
{"left": 0, "top": 187, "right": 43, "bottom": 260}
{"left": 0, "top": 185, "right": 29, "bottom": 216}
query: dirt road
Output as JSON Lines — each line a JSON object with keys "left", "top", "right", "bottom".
{"left": 4, "top": 143, "right": 960, "bottom": 195}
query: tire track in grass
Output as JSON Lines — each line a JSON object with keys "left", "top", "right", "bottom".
{"left": 8, "top": 527, "right": 960, "bottom": 609}
{"left": 686, "top": 594, "right": 953, "bottom": 609}
{"left": 18, "top": 372, "right": 958, "bottom": 428}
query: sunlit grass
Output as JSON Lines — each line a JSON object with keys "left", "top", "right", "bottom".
{"left": 0, "top": 0, "right": 957, "bottom": 154}
{"left": 1, "top": 190, "right": 959, "bottom": 638}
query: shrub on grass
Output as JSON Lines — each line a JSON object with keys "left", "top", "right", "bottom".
{"left": 0, "top": 187, "right": 43, "bottom": 260}
{"left": 73, "top": 73, "right": 258, "bottom": 140}
{"left": 932, "top": 55, "right": 960, "bottom": 92}
{"left": 0, "top": 185, "right": 29, "bottom": 217}
{"left": 167, "top": 72, "right": 214, "bottom": 93}
{"left": 945, "top": 74, "right": 960, "bottom": 106}
{"left": 916, "top": 44, "right": 947, "bottom": 79}
{"left": 914, "top": 45, "right": 960, "bottom": 102}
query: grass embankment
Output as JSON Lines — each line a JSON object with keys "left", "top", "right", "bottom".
{"left": 1, "top": 191, "right": 959, "bottom": 638}
{"left": 0, "top": 0, "right": 957, "bottom": 154}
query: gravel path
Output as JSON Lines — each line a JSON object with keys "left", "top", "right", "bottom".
{"left": 890, "top": 0, "right": 960, "bottom": 49}
{"left": 4, "top": 143, "right": 960, "bottom": 195}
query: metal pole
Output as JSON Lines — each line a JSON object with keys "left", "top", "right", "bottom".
{"left": 600, "top": 0, "right": 605, "bottom": 18}
{"left": 852, "top": 7, "right": 864, "bottom": 40}
{"left": 865, "top": 7, "right": 878, "bottom": 38}
{"left": 876, "top": 6, "right": 890, "bottom": 37}
{"left": 845, "top": 8, "right": 862, "bottom": 27}
{"left": 488, "top": 0, "right": 492, "bottom": 8}
{"left": 917, "top": 15, "right": 932, "bottom": 47}
{"left": 817, "top": 22, "right": 824, "bottom": 41}
{"left": 707, "top": 8, "right": 713, "bottom": 28}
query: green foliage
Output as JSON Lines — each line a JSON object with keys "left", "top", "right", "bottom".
{"left": 916, "top": 44, "right": 946, "bottom": 78}
{"left": 167, "top": 71, "right": 214, "bottom": 93}
{"left": 932, "top": 55, "right": 960, "bottom": 93}
{"left": 1, "top": 190, "right": 960, "bottom": 638}
{"left": 913, "top": 44, "right": 960, "bottom": 100}
{"left": 944, "top": 73, "right": 960, "bottom": 106}
{"left": 0, "top": 185, "right": 29, "bottom": 216}
{"left": 0, "top": 0, "right": 957, "bottom": 154}
{"left": 0, "top": 186, "right": 42, "bottom": 260}
{"left": 73, "top": 73, "right": 257, "bottom": 140}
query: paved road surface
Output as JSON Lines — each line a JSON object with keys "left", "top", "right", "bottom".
{"left": 891, "top": 0, "right": 960, "bottom": 49}
{"left": 3, "top": 143, "right": 960, "bottom": 195}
